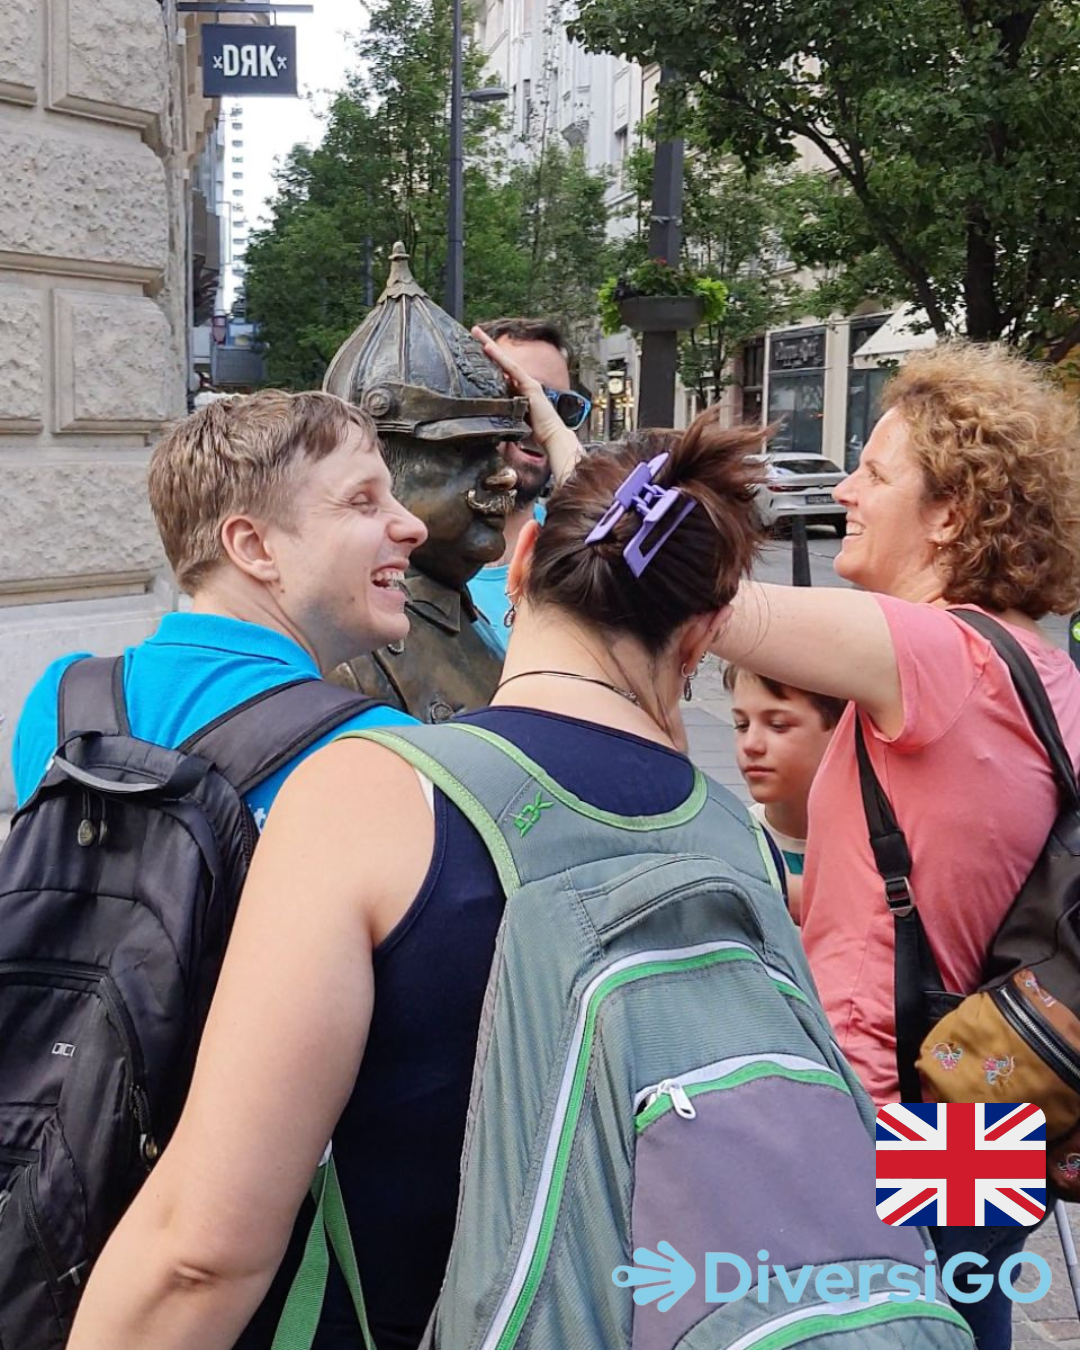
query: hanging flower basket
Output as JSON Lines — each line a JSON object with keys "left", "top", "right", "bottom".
{"left": 617, "top": 294, "right": 705, "bottom": 333}
{"left": 597, "top": 261, "right": 726, "bottom": 336}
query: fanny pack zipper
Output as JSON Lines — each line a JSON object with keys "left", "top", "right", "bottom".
{"left": 993, "top": 981, "right": 1080, "bottom": 1096}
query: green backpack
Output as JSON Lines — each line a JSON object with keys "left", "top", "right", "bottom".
{"left": 338, "top": 723, "right": 974, "bottom": 1350}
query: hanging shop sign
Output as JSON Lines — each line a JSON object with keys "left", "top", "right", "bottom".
{"left": 202, "top": 24, "right": 298, "bottom": 97}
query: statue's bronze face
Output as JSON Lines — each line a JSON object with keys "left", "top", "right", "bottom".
{"left": 395, "top": 437, "right": 518, "bottom": 591}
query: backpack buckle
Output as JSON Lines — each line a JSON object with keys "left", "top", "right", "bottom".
{"left": 884, "top": 876, "right": 915, "bottom": 916}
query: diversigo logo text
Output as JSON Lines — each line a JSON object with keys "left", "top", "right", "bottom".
{"left": 612, "top": 1241, "right": 1051, "bottom": 1311}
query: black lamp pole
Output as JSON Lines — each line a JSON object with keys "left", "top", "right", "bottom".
{"left": 637, "top": 70, "right": 685, "bottom": 429}
{"left": 446, "top": 12, "right": 506, "bottom": 322}
{"left": 446, "top": 0, "right": 465, "bottom": 321}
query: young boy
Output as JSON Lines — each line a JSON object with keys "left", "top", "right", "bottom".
{"left": 723, "top": 664, "right": 846, "bottom": 920}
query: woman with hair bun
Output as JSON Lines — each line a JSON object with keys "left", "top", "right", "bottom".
{"left": 67, "top": 370, "right": 809, "bottom": 1350}
{"left": 712, "top": 342, "right": 1080, "bottom": 1350}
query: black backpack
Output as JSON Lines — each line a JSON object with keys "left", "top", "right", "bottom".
{"left": 0, "top": 656, "right": 378, "bottom": 1348}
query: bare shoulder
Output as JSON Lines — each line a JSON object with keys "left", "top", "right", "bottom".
{"left": 253, "top": 734, "right": 435, "bottom": 944}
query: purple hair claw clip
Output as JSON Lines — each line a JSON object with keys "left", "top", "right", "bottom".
{"left": 585, "top": 451, "right": 697, "bottom": 577}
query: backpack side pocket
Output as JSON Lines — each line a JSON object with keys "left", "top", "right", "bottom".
{"left": 628, "top": 1056, "right": 928, "bottom": 1350}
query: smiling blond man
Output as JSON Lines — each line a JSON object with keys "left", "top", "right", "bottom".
{"left": 13, "top": 389, "right": 426, "bottom": 822}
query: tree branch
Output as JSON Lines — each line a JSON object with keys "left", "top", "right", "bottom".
{"left": 713, "top": 82, "right": 949, "bottom": 332}
{"left": 1044, "top": 318, "right": 1080, "bottom": 366}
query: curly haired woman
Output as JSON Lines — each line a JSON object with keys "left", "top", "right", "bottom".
{"left": 713, "top": 342, "right": 1080, "bottom": 1350}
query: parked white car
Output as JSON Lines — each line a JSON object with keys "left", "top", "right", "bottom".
{"left": 754, "top": 453, "right": 847, "bottom": 537}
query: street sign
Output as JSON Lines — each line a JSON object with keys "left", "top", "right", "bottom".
{"left": 202, "top": 25, "right": 298, "bottom": 97}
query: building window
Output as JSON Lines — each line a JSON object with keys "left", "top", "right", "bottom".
{"left": 614, "top": 125, "right": 628, "bottom": 167}
{"left": 232, "top": 172, "right": 243, "bottom": 179}
{"left": 231, "top": 156, "right": 244, "bottom": 164}
{"left": 845, "top": 315, "right": 889, "bottom": 471}
{"left": 740, "top": 337, "right": 765, "bottom": 426}
{"left": 521, "top": 79, "right": 532, "bottom": 133}
{"left": 766, "top": 327, "right": 826, "bottom": 455}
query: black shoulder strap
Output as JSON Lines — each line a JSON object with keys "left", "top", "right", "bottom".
{"left": 57, "top": 656, "right": 129, "bottom": 739}
{"left": 854, "top": 714, "right": 944, "bottom": 1101}
{"left": 951, "top": 607, "right": 1080, "bottom": 807}
{"left": 179, "top": 679, "right": 382, "bottom": 797}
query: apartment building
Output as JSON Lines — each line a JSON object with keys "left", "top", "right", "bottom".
{"left": 474, "top": 0, "right": 651, "bottom": 432}
{"left": 475, "top": 2, "right": 919, "bottom": 460}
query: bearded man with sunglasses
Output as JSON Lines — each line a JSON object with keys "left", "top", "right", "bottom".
{"left": 470, "top": 318, "right": 590, "bottom": 642}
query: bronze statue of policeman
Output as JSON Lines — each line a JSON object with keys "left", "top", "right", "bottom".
{"left": 323, "top": 243, "right": 529, "bottom": 721}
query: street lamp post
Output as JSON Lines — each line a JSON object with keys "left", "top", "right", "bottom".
{"left": 446, "top": 0, "right": 507, "bottom": 321}
{"left": 447, "top": 0, "right": 465, "bottom": 321}
{"left": 637, "top": 69, "right": 686, "bottom": 428}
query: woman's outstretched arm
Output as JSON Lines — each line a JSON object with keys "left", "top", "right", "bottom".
{"left": 711, "top": 582, "right": 904, "bottom": 736}
{"left": 67, "top": 738, "right": 434, "bottom": 1350}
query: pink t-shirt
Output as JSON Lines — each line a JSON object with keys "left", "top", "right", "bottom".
{"left": 801, "top": 597, "right": 1080, "bottom": 1106}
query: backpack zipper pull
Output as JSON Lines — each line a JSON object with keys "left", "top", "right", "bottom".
{"left": 131, "top": 1084, "right": 159, "bottom": 1165}
{"left": 77, "top": 788, "right": 96, "bottom": 847}
{"left": 656, "top": 1078, "right": 696, "bottom": 1120}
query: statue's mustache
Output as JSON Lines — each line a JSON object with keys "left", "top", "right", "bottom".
{"left": 467, "top": 488, "right": 516, "bottom": 518}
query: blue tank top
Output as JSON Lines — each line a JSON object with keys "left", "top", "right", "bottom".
{"left": 315, "top": 707, "right": 696, "bottom": 1350}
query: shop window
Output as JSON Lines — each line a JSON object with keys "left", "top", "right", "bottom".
{"left": 845, "top": 316, "right": 889, "bottom": 471}
{"left": 766, "top": 328, "right": 825, "bottom": 455}
{"left": 740, "top": 337, "right": 765, "bottom": 426}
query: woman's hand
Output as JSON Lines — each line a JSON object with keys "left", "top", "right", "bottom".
{"left": 472, "top": 325, "right": 583, "bottom": 487}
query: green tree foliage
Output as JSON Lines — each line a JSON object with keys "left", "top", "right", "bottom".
{"left": 614, "top": 134, "right": 797, "bottom": 402}
{"left": 244, "top": 0, "right": 612, "bottom": 389}
{"left": 571, "top": 0, "right": 1080, "bottom": 356}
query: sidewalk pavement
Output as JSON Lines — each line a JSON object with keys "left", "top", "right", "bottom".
{"left": 684, "top": 534, "right": 1079, "bottom": 1346}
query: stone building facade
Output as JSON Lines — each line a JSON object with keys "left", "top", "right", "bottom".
{"left": 0, "top": 0, "right": 221, "bottom": 809}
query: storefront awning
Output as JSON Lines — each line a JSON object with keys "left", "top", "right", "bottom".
{"left": 853, "top": 306, "right": 938, "bottom": 366}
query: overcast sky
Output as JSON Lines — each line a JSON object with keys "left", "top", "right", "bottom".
{"left": 240, "top": 0, "right": 366, "bottom": 228}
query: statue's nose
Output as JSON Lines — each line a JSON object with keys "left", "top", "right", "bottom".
{"left": 485, "top": 462, "right": 517, "bottom": 492}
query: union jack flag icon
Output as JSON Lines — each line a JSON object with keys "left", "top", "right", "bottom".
{"left": 876, "top": 1102, "right": 1046, "bottom": 1227}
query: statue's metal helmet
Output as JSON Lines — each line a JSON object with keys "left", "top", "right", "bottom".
{"left": 323, "top": 242, "right": 529, "bottom": 443}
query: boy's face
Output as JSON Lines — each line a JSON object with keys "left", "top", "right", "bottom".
{"left": 731, "top": 674, "right": 836, "bottom": 815}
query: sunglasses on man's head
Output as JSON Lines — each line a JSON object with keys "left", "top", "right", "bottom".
{"left": 542, "top": 386, "right": 592, "bottom": 431}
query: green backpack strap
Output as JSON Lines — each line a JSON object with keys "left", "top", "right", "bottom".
{"left": 349, "top": 722, "right": 716, "bottom": 892}
{"left": 747, "top": 811, "right": 784, "bottom": 894}
{"left": 273, "top": 1154, "right": 375, "bottom": 1350}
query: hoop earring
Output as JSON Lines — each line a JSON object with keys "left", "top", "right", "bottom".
{"left": 680, "top": 661, "right": 693, "bottom": 702}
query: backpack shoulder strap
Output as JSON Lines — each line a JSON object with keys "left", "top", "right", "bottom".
{"left": 952, "top": 607, "right": 1080, "bottom": 806}
{"left": 57, "top": 655, "right": 129, "bottom": 739}
{"left": 854, "top": 713, "right": 944, "bottom": 1102}
{"left": 179, "top": 680, "right": 383, "bottom": 797}
{"left": 349, "top": 721, "right": 722, "bottom": 894}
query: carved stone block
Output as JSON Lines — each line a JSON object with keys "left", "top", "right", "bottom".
{"left": 0, "top": 286, "right": 44, "bottom": 431}
{"left": 0, "top": 0, "right": 39, "bottom": 106}
{"left": 48, "top": 0, "right": 167, "bottom": 129}
{"left": 0, "top": 460, "right": 164, "bottom": 593}
{"left": 54, "top": 291, "right": 172, "bottom": 433}
{"left": 0, "top": 132, "right": 167, "bottom": 279}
